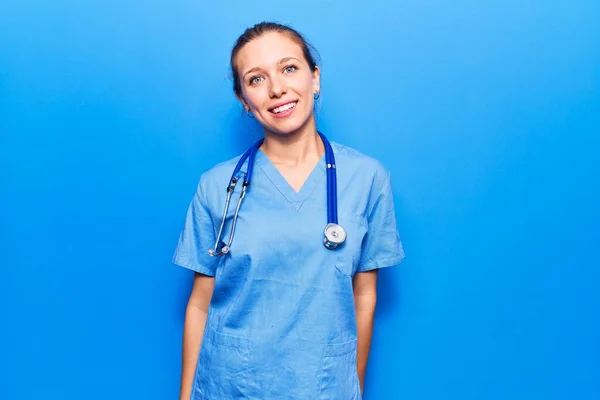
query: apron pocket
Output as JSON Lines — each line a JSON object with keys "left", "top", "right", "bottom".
{"left": 193, "top": 325, "right": 250, "bottom": 399}
{"left": 319, "top": 339, "right": 362, "bottom": 400}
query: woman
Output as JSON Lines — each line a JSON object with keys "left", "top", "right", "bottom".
{"left": 173, "top": 22, "right": 404, "bottom": 400}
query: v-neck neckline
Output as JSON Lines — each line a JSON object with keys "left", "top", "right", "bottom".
{"left": 255, "top": 148, "right": 326, "bottom": 211}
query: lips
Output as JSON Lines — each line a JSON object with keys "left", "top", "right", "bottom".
{"left": 269, "top": 101, "right": 298, "bottom": 114}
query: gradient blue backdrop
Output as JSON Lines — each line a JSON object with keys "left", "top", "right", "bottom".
{"left": 1, "top": 1, "right": 599, "bottom": 399}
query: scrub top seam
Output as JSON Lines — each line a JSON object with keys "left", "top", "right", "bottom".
{"left": 296, "top": 172, "right": 326, "bottom": 213}
{"left": 172, "top": 253, "right": 216, "bottom": 277}
{"left": 358, "top": 251, "right": 405, "bottom": 272}
{"left": 256, "top": 162, "right": 299, "bottom": 210}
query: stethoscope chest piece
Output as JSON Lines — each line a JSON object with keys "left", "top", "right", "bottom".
{"left": 323, "top": 223, "right": 346, "bottom": 250}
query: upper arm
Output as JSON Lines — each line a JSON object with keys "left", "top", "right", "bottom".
{"left": 173, "top": 176, "right": 220, "bottom": 277}
{"left": 353, "top": 269, "right": 378, "bottom": 298}
{"left": 188, "top": 272, "right": 215, "bottom": 312}
{"left": 357, "top": 169, "right": 405, "bottom": 273}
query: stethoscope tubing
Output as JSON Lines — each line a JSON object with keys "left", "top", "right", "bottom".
{"left": 209, "top": 132, "right": 341, "bottom": 256}
{"left": 319, "top": 132, "right": 337, "bottom": 225}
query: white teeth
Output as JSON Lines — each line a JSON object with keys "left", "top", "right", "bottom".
{"left": 273, "top": 102, "right": 296, "bottom": 114}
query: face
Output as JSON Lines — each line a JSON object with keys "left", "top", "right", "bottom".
{"left": 235, "top": 31, "right": 320, "bottom": 136}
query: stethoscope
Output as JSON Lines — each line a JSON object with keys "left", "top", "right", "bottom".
{"left": 208, "top": 131, "right": 346, "bottom": 257}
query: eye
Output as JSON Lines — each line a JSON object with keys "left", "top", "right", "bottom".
{"left": 283, "top": 65, "right": 297, "bottom": 74}
{"left": 249, "top": 76, "right": 264, "bottom": 85}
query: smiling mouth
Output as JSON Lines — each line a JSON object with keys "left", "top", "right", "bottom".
{"left": 270, "top": 101, "right": 297, "bottom": 114}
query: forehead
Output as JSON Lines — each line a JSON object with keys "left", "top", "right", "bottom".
{"left": 236, "top": 31, "right": 305, "bottom": 72}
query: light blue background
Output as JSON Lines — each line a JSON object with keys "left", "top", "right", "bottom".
{"left": 1, "top": 1, "right": 599, "bottom": 399}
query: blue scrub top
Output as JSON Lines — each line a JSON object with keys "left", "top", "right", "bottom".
{"left": 173, "top": 141, "right": 404, "bottom": 400}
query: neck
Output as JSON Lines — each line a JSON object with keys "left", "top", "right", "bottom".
{"left": 260, "top": 117, "right": 324, "bottom": 166}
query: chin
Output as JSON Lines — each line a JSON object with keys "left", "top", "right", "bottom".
{"left": 266, "top": 115, "right": 313, "bottom": 136}
{"left": 267, "top": 125, "right": 304, "bottom": 137}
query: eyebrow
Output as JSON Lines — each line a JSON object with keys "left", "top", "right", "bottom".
{"left": 242, "top": 57, "right": 301, "bottom": 78}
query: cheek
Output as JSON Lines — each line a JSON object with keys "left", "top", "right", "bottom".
{"left": 245, "top": 91, "right": 263, "bottom": 108}
{"left": 298, "top": 76, "right": 315, "bottom": 94}
{"left": 243, "top": 85, "right": 270, "bottom": 107}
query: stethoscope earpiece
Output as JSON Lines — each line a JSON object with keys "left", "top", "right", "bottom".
{"left": 208, "top": 241, "right": 230, "bottom": 257}
{"left": 208, "top": 132, "right": 344, "bottom": 257}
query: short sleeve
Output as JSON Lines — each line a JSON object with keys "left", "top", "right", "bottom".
{"left": 357, "top": 170, "right": 405, "bottom": 272}
{"left": 172, "top": 178, "right": 219, "bottom": 276}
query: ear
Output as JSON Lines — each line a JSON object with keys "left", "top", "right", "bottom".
{"left": 236, "top": 92, "right": 251, "bottom": 112}
{"left": 312, "top": 66, "right": 321, "bottom": 95}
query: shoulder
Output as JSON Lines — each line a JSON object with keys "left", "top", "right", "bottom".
{"left": 331, "top": 141, "right": 392, "bottom": 189}
{"left": 193, "top": 153, "right": 245, "bottom": 199}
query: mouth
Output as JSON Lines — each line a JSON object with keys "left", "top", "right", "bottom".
{"left": 269, "top": 101, "right": 298, "bottom": 115}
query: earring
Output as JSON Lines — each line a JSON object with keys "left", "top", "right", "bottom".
{"left": 314, "top": 92, "right": 320, "bottom": 100}
{"left": 247, "top": 108, "right": 254, "bottom": 118}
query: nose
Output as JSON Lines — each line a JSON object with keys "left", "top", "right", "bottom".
{"left": 269, "top": 75, "right": 287, "bottom": 98}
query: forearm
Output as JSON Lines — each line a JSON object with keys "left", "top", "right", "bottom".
{"left": 180, "top": 304, "right": 208, "bottom": 400}
{"left": 354, "top": 292, "right": 377, "bottom": 394}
